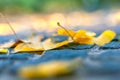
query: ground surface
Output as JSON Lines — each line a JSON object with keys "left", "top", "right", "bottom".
{"left": 0, "top": 34, "right": 120, "bottom": 80}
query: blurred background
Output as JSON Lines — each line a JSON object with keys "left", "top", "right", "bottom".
{"left": 0, "top": 0, "right": 120, "bottom": 13}
{"left": 0, "top": 0, "right": 120, "bottom": 35}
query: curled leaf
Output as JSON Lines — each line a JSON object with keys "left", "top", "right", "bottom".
{"left": 57, "top": 27, "right": 116, "bottom": 46}
{"left": 94, "top": 30, "right": 116, "bottom": 46}
{"left": 73, "top": 30, "right": 95, "bottom": 45}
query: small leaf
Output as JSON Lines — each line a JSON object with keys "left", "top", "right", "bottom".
{"left": 19, "top": 58, "right": 82, "bottom": 78}
{"left": 0, "top": 48, "right": 8, "bottom": 53}
{"left": 73, "top": 30, "right": 95, "bottom": 45}
{"left": 14, "top": 43, "right": 44, "bottom": 55}
{"left": 94, "top": 30, "right": 116, "bottom": 46}
{"left": 42, "top": 38, "right": 69, "bottom": 50}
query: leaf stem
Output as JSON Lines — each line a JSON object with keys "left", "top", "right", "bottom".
{"left": 0, "top": 13, "right": 19, "bottom": 40}
{"left": 57, "top": 22, "right": 74, "bottom": 41}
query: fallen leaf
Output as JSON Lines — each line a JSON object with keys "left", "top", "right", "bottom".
{"left": 1, "top": 40, "right": 25, "bottom": 48}
{"left": 19, "top": 58, "right": 82, "bottom": 78}
{"left": 94, "top": 30, "right": 116, "bottom": 46}
{"left": 73, "top": 30, "right": 95, "bottom": 45}
{"left": 57, "top": 27, "right": 116, "bottom": 46}
{"left": 14, "top": 43, "right": 44, "bottom": 55}
{"left": 42, "top": 38, "right": 69, "bottom": 50}
{"left": 10, "top": 40, "right": 25, "bottom": 48}
{"left": 13, "top": 37, "right": 68, "bottom": 54}
{"left": 57, "top": 23, "right": 96, "bottom": 45}
{"left": 0, "top": 48, "right": 8, "bottom": 53}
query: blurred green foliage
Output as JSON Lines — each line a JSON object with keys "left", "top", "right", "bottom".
{"left": 0, "top": 0, "right": 120, "bottom": 14}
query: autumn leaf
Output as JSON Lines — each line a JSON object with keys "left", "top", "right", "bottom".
{"left": 57, "top": 22, "right": 96, "bottom": 45}
{"left": 94, "top": 30, "right": 116, "bottom": 46}
{"left": 0, "top": 40, "right": 29, "bottom": 49}
{"left": 13, "top": 29, "right": 116, "bottom": 54}
{"left": 0, "top": 48, "right": 8, "bottom": 53}
{"left": 10, "top": 40, "right": 25, "bottom": 48}
{"left": 13, "top": 42, "right": 44, "bottom": 55}
{"left": 19, "top": 58, "right": 82, "bottom": 78}
{"left": 57, "top": 22, "right": 116, "bottom": 46}
{"left": 73, "top": 30, "right": 95, "bottom": 45}
{"left": 42, "top": 38, "right": 69, "bottom": 50}
{"left": 13, "top": 36, "right": 69, "bottom": 54}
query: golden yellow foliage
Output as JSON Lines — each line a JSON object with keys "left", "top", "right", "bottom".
{"left": 94, "top": 30, "right": 116, "bottom": 46}
{"left": 73, "top": 30, "right": 95, "bottom": 45}
{"left": 14, "top": 43, "right": 44, "bottom": 54}
{"left": 0, "top": 49, "right": 8, "bottom": 53}
{"left": 19, "top": 58, "right": 82, "bottom": 78}
{"left": 57, "top": 29, "right": 116, "bottom": 46}
{"left": 42, "top": 38, "right": 69, "bottom": 50}
{"left": 14, "top": 38, "right": 68, "bottom": 54}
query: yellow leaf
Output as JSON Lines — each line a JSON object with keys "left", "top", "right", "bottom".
{"left": 94, "top": 30, "right": 116, "bottom": 46}
{"left": 19, "top": 58, "right": 82, "bottom": 78}
{"left": 0, "top": 49, "right": 8, "bottom": 53}
{"left": 57, "top": 28, "right": 96, "bottom": 45}
{"left": 42, "top": 38, "right": 69, "bottom": 50}
{"left": 14, "top": 38, "right": 68, "bottom": 54}
{"left": 57, "top": 28, "right": 116, "bottom": 46}
{"left": 14, "top": 43, "right": 44, "bottom": 54}
{"left": 73, "top": 30, "right": 95, "bottom": 45}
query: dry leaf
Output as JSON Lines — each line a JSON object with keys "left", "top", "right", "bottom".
{"left": 1, "top": 40, "right": 25, "bottom": 48}
{"left": 10, "top": 40, "right": 25, "bottom": 48}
